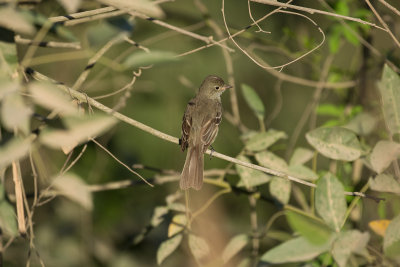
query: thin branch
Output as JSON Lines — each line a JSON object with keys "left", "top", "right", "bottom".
{"left": 12, "top": 161, "right": 26, "bottom": 235}
{"left": 222, "top": 0, "right": 327, "bottom": 70}
{"left": 131, "top": 11, "right": 233, "bottom": 52}
{"left": 286, "top": 54, "right": 334, "bottom": 158}
{"left": 251, "top": 0, "right": 386, "bottom": 31}
{"left": 91, "top": 138, "right": 154, "bottom": 187}
{"left": 15, "top": 35, "right": 81, "bottom": 49}
{"left": 60, "top": 144, "right": 87, "bottom": 175}
{"left": 378, "top": 0, "right": 400, "bottom": 17}
{"left": 318, "top": 0, "right": 400, "bottom": 73}
{"left": 26, "top": 68, "right": 377, "bottom": 198}
{"left": 365, "top": 0, "right": 400, "bottom": 49}
{"left": 49, "top": 6, "right": 116, "bottom": 23}
{"left": 72, "top": 35, "right": 124, "bottom": 90}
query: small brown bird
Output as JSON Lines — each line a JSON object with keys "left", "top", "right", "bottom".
{"left": 180, "top": 75, "right": 232, "bottom": 190}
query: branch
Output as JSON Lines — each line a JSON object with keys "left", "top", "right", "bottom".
{"left": 26, "top": 68, "right": 379, "bottom": 199}
{"left": 15, "top": 35, "right": 81, "bottom": 49}
{"left": 365, "top": 0, "right": 400, "bottom": 49}
{"left": 251, "top": 0, "right": 386, "bottom": 31}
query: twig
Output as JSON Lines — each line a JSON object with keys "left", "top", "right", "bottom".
{"left": 26, "top": 68, "right": 378, "bottom": 198}
{"left": 91, "top": 138, "right": 153, "bottom": 187}
{"left": 249, "top": 195, "right": 259, "bottom": 262}
{"left": 286, "top": 54, "right": 334, "bottom": 158}
{"left": 265, "top": 79, "right": 283, "bottom": 127}
{"left": 15, "top": 35, "right": 81, "bottom": 49}
{"left": 251, "top": 0, "right": 386, "bottom": 31}
{"left": 247, "top": 50, "right": 356, "bottom": 89}
{"left": 28, "top": 150, "right": 39, "bottom": 210}
{"left": 222, "top": 0, "right": 326, "bottom": 70}
{"left": 49, "top": 6, "right": 116, "bottom": 23}
{"left": 378, "top": 0, "right": 400, "bottom": 17}
{"left": 365, "top": 0, "right": 400, "bottom": 49}
{"left": 132, "top": 11, "right": 233, "bottom": 52}
{"left": 12, "top": 161, "right": 26, "bottom": 235}
{"left": 60, "top": 144, "right": 87, "bottom": 175}
{"left": 72, "top": 35, "right": 124, "bottom": 90}
{"left": 318, "top": 0, "right": 400, "bottom": 73}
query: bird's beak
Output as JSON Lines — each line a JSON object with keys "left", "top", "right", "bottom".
{"left": 222, "top": 84, "right": 233, "bottom": 90}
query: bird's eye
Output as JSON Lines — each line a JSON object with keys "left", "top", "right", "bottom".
{"left": 215, "top": 86, "right": 220, "bottom": 90}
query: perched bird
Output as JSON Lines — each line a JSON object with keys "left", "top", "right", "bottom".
{"left": 179, "top": 75, "right": 232, "bottom": 190}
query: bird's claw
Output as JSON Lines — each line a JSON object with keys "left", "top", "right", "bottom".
{"left": 209, "top": 146, "right": 215, "bottom": 160}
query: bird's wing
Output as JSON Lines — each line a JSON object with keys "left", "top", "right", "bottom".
{"left": 180, "top": 99, "right": 195, "bottom": 151}
{"left": 200, "top": 103, "right": 222, "bottom": 152}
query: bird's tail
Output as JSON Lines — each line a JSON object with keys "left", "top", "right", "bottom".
{"left": 180, "top": 146, "right": 203, "bottom": 190}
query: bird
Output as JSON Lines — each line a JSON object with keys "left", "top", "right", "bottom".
{"left": 179, "top": 75, "right": 232, "bottom": 190}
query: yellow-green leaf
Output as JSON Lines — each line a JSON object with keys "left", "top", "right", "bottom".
{"left": 306, "top": 127, "right": 363, "bottom": 161}
{"left": 157, "top": 234, "right": 182, "bottom": 265}
{"left": 378, "top": 64, "right": 400, "bottom": 135}
{"left": 241, "top": 84, "right": 265, "bottom": 120}
{"left": 52, "top": 173, "right": 93, "bottom": 210}
{"left": 315, "top": 173, "right": 346, "bottom": 232}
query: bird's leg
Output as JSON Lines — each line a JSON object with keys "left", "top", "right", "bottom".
{"left": 209, "top": 146, "right": 215, "bottom": 160}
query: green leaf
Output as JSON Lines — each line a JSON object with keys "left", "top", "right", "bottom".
{"left": 286, "top": 210, "right": 333, "bottom": 245}
{"left": 241, "top": 84, "right": 265, "bottom": 120}
{"left": 0, "top": 41, "right": 18, "bottom": 76}
{"left": 306, "top": 127, "right": 363, "bottom": 161}
{"left": 0, "top": 7, "right": 35, "bottom": 35}
{"left": 370, "top": 141, "right": 400, "bottom": 173}
{"left": 29, "top": 81, "right": 78, "bottom": 115}
{"left": 288, "top": 164, "right": 318, "bottom": 181}
{"left": 245, "top": 129, "right": 287, "bottom": 152}
{"left": 369, "top": 174, "right": 400, "bottom": 194}
{"left": 1, "top": 91, "right": 32, "bottom": 135}
{"left": 53, "top": 173, "right": 93, "bottom": 210}
{"left": 168, "top": 214, "right": 186, "bottom": 237}
{"left": 270, "top": 177, "right": 291, "bottom": 205}
{"left": 260, "top": 236, "right": 331, "bottom": 264}
{"left": 123, "top": 51, "right": 178, "bottom": 68}
{"left": 0, "top": 200, "right": 18, "bottom": 237}
{"left": 344, "top": 112, "right": 377, "bottom": 136}
{"left": 255, "top": 151, "right": 288, "bottom": 173}
{"left": 97, "top": 0, "right": 165, "bottom": 18}
{"left": 289, "top": 147, "right": 314, "bottom": 165}
{"left": 384, "top": 214, "right": 400, "bottom": 260}
{"left": 315, "top": 173, "right": 347, "bottom": 232}
{"left": 150, "top": 206, "right": 168, "bottom": 227}
{"left": 342, "top": 24, "right": 359, "bottom": 46}
{"left": 236, "top": 155, "right": 271, "bottom": 188}
{"left": 316, "top": 104, "right": 345, "bottom": 117}
{"left": 329, "top": 29, "right": 341, "bottom": 54}
{"left": 188, "top": 234, "right": 210, "bottom": 261}
{"left": 0, "top": 135, "right": 35, "bottom": 169}
{"left": 335, "top": 0, "right": 349, "bottom": 15}
{"left": 378, "top": 64, "right": 400, "bottom": 134}
{"left": 222, "top": 234, "right": 249, "bottom": 264}
{"left": 332, "top": 230, "right": 370, "bottom": 267}
{"left": 157, "top": 234, "right": 183, "bottom": 265}
{"left": 40, "top": 114, "right": 117, "bottom": 153}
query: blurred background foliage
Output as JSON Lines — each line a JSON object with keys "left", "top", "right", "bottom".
{"left": 1, "top": 0, "right": 400, "bottom": 266}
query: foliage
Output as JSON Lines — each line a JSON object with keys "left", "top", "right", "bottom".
{"left": 0, "top": 0, "right": 400, "bottom": 266}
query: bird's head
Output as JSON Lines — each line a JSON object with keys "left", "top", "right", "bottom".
{"left": 198, "top": 75, "right": 232, "bottom": 99}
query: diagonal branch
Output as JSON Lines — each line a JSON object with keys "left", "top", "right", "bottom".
{"left": 26, "top": 68, "right": 377, "bottom": 198}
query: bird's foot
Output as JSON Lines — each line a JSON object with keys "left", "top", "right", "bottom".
{"left": 209, "top": 146, "right": 215, "bottom": 160}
